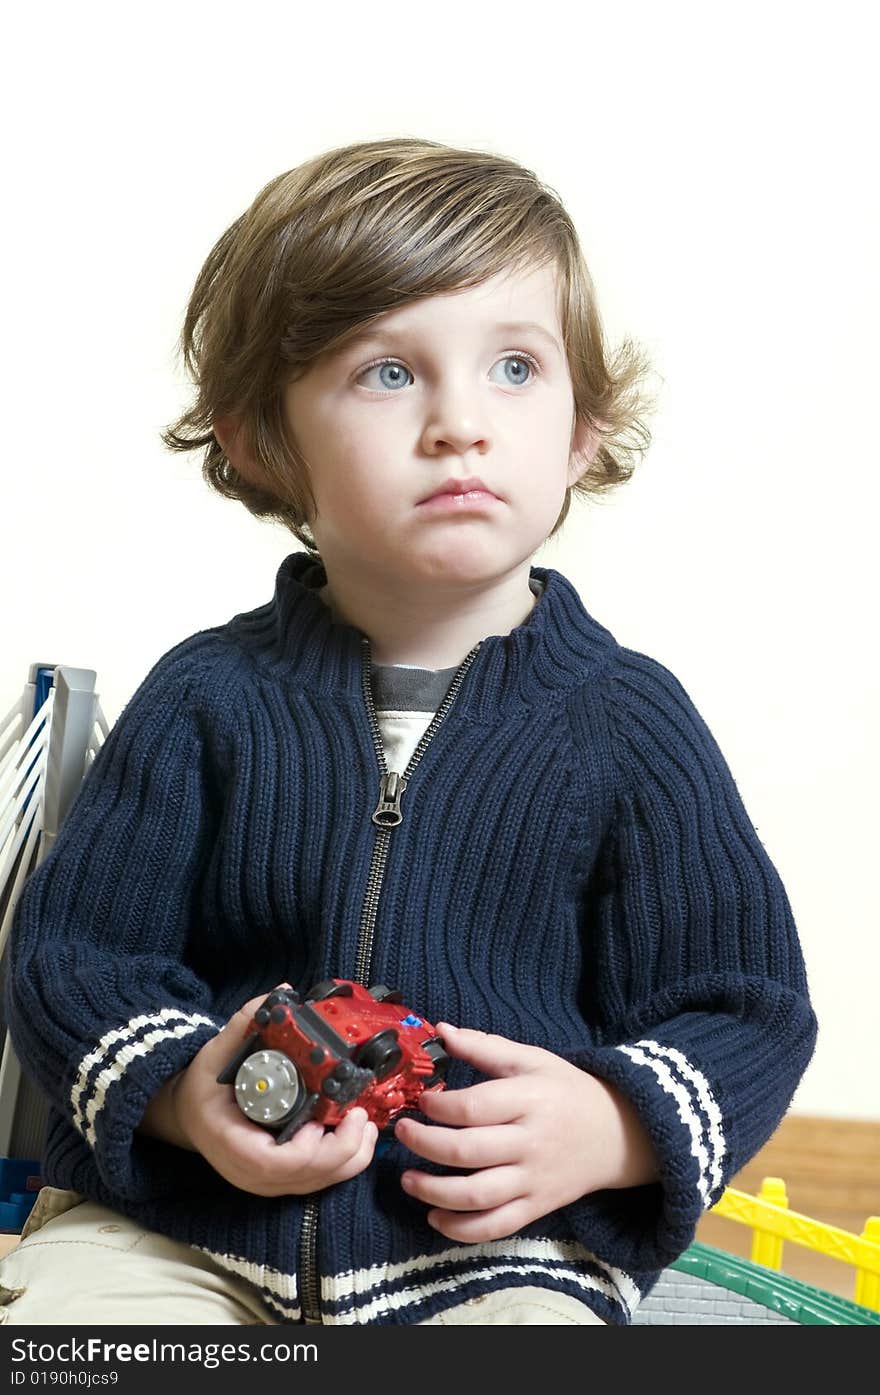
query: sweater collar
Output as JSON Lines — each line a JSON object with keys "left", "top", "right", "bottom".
{"left": 227, "top": 550, "right": 617, "bottom": 718}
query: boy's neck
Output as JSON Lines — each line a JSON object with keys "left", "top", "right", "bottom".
{"left": 315, "top": 567, "right": 540, "bottom": 671}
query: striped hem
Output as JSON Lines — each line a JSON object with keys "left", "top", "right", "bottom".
{"left": 70, "top": 1008, "right": 218, "bottom": 1146}
{"left": 194, "top": 1247, "right": 301, "bottom": 1324}
{"left": 616, "top": 1039, "right": 727, "bottom": 1207}
{"left": 321, "top": 1237, "right": 637, "bottom": 1324}
{"left": 193, "top": 1238, "right": 636, "bottom": 1326}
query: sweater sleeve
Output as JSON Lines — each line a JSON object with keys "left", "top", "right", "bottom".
{"left": 564, "top": 650, "right": 818, "bottom": 1272}
{"left": 4, "top": 636, "right": 228, "bottom": 1202}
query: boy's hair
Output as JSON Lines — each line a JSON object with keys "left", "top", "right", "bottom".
{"left": 161, "top": 136, "right": 657, "bottom": 552}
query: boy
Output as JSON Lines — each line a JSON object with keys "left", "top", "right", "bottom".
{"left": 1, "top": 137, "right": 817, "bottom": 1326}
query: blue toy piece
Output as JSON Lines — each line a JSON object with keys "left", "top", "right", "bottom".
{"left": 0, "top": 1156, "right": 42, "bottom": 1233}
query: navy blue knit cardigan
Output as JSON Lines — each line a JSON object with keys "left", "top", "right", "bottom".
{"left": 6, "top": 551, "right": 817, "bottom": 1325}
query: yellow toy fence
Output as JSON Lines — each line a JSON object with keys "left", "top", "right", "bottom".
{"left": 711, "top": 1176, "right": 880, "bottom": 1312}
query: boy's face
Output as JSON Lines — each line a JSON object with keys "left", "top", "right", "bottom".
{"left": 282, "top": 261, "right": 584, "bottom": 595}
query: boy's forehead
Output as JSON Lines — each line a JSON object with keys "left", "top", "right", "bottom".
{"left": 344, "top": 316, "right": 562, "bottom": 354}
{"left": 336, "top": 266, "right": 564, "bottom": 353}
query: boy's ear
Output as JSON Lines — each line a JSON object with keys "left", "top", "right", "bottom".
{"left": 213, "top": 412, "right": 266, "bottom": 487}
{"left": 568, "top": 416, "right": 603, "bottom": 485}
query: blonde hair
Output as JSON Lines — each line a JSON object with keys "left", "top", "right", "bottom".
{"left": 161, "top": 136, "right": 658, "bottom": 551}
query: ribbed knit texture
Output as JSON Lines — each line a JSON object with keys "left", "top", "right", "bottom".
{"left": 5, "top": 551, "right": 818, "bottom": 1325}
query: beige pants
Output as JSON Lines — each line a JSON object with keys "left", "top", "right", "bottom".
{"left": 0, "top": 1188, "right": 605, "bottom": 1326}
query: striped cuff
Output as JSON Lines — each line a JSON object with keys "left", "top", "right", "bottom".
{"left": 616, "top": 1038, "right": 727, "bottom": 1210}
{"left": 70, "top": 1006, "right": 219, "bottom": 1149}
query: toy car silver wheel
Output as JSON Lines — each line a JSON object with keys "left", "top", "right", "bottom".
{"left": 234, "top": 1049, "right": 307, "bottom": 1126}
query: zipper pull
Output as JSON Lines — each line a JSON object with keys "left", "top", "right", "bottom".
{"left": 372, "top": 771, "right": 408, "bottom": 827}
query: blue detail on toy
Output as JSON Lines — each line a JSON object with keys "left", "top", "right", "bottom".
{"left": 400, "top": 1014, "right": 422, "bottom": 1028}
{"left": 0, "top": 1157, "right": 42, "bottom": 1233}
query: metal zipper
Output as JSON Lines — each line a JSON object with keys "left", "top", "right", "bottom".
{"left": 297, "top": 634, "right": 482, "bottom": 1325}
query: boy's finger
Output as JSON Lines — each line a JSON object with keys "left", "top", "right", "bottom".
{"left": 398, "top": 1116, "right": 516, "bottom": 1171}
{"left": 331, "top": 1119, "right": 379, "bottom": 1183}
{"left": 435, "top": 1023, "right": 544, "bottom": 1076}
{"left": 414, "top": 1076, "right": 521, "bottom": 1127}
{"left": 254, "top": 1119, "right": 325, "bottom": 1185}
{"left": 396, "top": 1116, "right": 518, "bottom": 1167}
{"left": 325, "top": 1107, "right": 369, "bottom": 1152}
{"left": 322, "top": 1108, "right": 376, "bottom": 1161}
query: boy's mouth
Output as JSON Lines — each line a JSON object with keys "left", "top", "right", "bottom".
{"left": 416, "top": 490, "right": 501, "bottom": 513}
{"left": 417, "top": 475, "right": 499, "bottom": 504}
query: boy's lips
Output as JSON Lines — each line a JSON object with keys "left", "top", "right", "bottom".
{"left": 416, "top": 490, "right": 501, "bottom": 513}
{"left": 417, "top": 475, "right": 500, "bottom": 505}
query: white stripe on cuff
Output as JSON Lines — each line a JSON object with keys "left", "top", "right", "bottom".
{"left": 71, "top": 1008, "right": 216, "bottom": 1142}
{"left": 634, "top": 1039, "right": 726, "bottom": 1199}
{"left": 616, "top": 1043, "right": 716, "bottom": 1208}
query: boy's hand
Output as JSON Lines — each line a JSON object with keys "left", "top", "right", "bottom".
{"left": 393, "top": 1023, "right": 660, "bottom": 1243}
{"left": 144, "top": 990, "right": 379, "bottom": 1197}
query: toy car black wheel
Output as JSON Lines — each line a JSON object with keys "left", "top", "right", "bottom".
{"left": 421, "top": 1035, "right": 450, "bottom": 1085}
{"left": 367, "top": 984, "right": 404, "bottom": 1003}
{"left": 305, "top": 979, "right": 354, "bottom": 1002}
{"left": 353, "top": 1028, "right": 403, "bottom": 1081}
{"left": 263, "top": 988, "right": 299, "bottom": 1009}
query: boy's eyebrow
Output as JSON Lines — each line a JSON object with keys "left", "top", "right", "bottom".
{"left": 341, "top": 320, "right": 562, "bottom": 354}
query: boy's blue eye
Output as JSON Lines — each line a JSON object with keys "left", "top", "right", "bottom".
{"left": 356, "top": 352, "right": 539, "bottom": 393}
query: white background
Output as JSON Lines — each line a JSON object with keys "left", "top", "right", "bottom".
{"left": 1, "top": 1, "right": 877, "bottom": 1119}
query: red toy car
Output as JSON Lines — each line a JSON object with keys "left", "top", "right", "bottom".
{"left": 217, "top": 979, "right": 449, "bottom": 1144}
